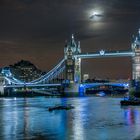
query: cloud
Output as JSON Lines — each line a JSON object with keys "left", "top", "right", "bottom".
{"left": 0, "top": 40, "right": 17, "bottom": 45}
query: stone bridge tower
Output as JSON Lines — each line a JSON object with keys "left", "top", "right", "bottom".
{"left": 64, "top": 34, "right": 81, "bottom": 84}
{"left": 131, "top": 29, "right": 140, "bottom": 81}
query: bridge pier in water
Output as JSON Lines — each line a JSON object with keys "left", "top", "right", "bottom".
{"left": 0, "top": 74, "right": 5, "bottom": 95}
{"left": 0, "top": 86, "right": 4, "bottom": 95}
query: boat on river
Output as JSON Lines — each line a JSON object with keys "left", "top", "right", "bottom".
{"left": 120, "top": 97, "right": 140, "bottom": 105}
{"left": 48, "top": 104, "right": 74, "bottom": 111}
{"left": 96, "top": 91, "right": 106, "bottom": 97}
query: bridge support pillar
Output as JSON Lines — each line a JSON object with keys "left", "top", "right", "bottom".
{"left": 0, "top": 74, "right": 5, "bottom": 95}
{"left": 64, "top": 83, "right": 80, "bottom": 95}
{"left": 0, "top": 86, "right": 4, "bottom": 95}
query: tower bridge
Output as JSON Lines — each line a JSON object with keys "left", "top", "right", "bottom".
{"left": 1, "top": 29, "right": 140, "bottom": 95}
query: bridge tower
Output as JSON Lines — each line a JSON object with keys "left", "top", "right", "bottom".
{"left": 131, "top": 29, "right": 140, "bottom": 81}
{"left": 64, "top": 34, "right": 81, "bottom": 94}
{"left": 64, "top": 34, "right": 81, "bottom": 83}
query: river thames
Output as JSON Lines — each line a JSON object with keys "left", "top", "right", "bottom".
{"left": 0, "top": 96, "right": 140, "bottom": 140}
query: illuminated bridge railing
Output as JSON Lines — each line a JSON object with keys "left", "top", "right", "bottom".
{"left": 75, "top": 51, "right": 135, "bottom": 59}
{"left": 81, "top": 82, "right": 129, "bottom": 88}
{"left": 5, "top": 83, "right": 62, "bottom": 88}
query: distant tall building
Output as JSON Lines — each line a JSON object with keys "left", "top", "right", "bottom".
{"left": 10, "top": 60, "right": 43, "bottom": 82}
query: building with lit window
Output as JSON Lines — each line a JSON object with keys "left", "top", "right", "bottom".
{"left": 9, "top": 60, "right": 43, "bottom": 82}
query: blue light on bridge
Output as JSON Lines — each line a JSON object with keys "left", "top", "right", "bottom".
{"left": 79, "top": 84, "right": 85, "bottom": 93}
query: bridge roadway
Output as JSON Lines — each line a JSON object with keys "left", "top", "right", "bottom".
{"left": 75, "top": 51, "right": 134, "bottom": 59}
{"left": 4, "top": 83, "right": 62, "bottom": 88}
{"left": 81, "top": 82, "right": 129, "bottom": 88}
{"left": 4, "top": 82, "right": 129, "bottom": 89}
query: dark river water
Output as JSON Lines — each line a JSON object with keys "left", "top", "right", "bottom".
{"left": 0, "top": 96, "right": 140, "bottom": 140}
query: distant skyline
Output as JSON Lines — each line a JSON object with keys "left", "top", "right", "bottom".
{"left": 1, "top": 0, "right": 140, "bottom": 79}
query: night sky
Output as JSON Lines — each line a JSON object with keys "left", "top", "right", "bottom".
{"left": 1, "top": 0, "right": 140, "bottom": 79}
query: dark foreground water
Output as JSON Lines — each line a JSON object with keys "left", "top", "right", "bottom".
{"left": 0, "top": 96, "right": 140, "bottom": 140}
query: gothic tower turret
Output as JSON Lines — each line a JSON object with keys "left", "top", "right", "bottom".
{"left": 64, "top": 34, "right": 81, "bottom": 83}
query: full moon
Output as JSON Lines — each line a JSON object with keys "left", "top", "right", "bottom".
{"left": 89, "top": 10, "right": 104, "bottom": 20}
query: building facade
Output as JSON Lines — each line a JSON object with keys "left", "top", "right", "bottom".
{"left": 10, "top": 60, "right": 43, "bottom": 82}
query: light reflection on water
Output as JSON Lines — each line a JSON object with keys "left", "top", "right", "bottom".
{"left": 0, "top": 97, "right": 140, "bottom": 140}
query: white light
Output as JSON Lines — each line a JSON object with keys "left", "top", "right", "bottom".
{"left": 89, "top": 9, "right": 103, "bottom": 20}
{"left": 92, "top": 11, "right": 99, "bottom": 16}
{"left": 100, "top": 50, "right": 105, "bottom": 55}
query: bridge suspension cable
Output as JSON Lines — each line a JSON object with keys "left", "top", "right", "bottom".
{"left": 2, "top": 58, "right": 65, "bottom": 85}
{"left": 27, "top": 58, "right": 65, "bottom": 84}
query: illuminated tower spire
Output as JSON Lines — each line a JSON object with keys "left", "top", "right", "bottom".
{"left": 72, "top": 34, "right": 74, "bottom": 41}
{"left": 71, "top": 34, "right": 76, "bottom": 46}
